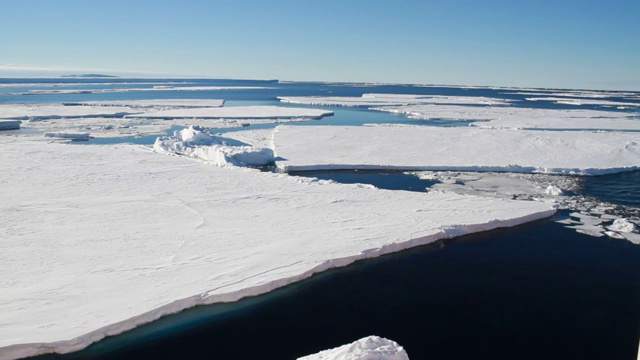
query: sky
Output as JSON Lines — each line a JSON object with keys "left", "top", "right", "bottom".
{"left": 0, "top": 0, "right": 638, "bottom": 90}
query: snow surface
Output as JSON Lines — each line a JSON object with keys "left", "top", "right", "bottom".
{"left": 279, "top": 93, "right": 510, "bottom": 107}
{"left": 0, "top": 139, "right": 554, "bottom": 359}
{"left": 126, "top": 105, "right": 333, "bottom": 120}
{"left": 272, "top": 125, "right": 640, "bottom": 175}
{"left": 371, "top": 105, "right": 640, "bottom": 131}
{"left": 298, "top": 336, "right": 409, "bottom": 360}
{"left": 0, "top": 120, "right": 20, "bottom": 130}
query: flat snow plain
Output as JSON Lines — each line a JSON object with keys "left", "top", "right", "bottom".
{"left": 0, "top": 139, "right": 554, "bottom": 359}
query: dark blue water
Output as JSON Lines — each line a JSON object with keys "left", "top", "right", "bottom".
{"left": 7, "top": 79, "right": 639, "bottom": 359}
{"left": 32, "top": 214, "right": 640, "bottom": 360}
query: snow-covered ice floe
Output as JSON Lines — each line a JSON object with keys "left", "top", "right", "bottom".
{"left": 62, "top": 99, "right": 225, "bottom": 108}
{"left": 525, "top": 97, "right": 640, "bottom": 108}
{"left": 272, "top": 125, "right": 640, "bottom": 175}
{"left": 298, "top": 336, "right": 409, "bottom": 360}
{"left": 0, "top": 120, "right": 20, "bottom": 130}
{"left": 0, "top": 104, "right": 142, "bottom": 121}
{"left": 0, "top": 139, "right": 554, "bottom": 359}
{"left": 125, "top": 105, "right": 333, "bottom": 120}
{"left": 154, "top": 125, "right": 274, "bottom": 166}
{"left": 43, "top": 131, "right": 91, "bottom": 141}
{"left": 371, "top": 105, "right": 640, "bottom": 131}
{"left": 279, "top": 93, "right": 511, "bottom": 107}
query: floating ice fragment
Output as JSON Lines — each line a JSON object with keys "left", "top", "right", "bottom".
{"left": 298, "top": 336, "right": 409, "bottom": 360}
{"left": 545, "top": 185, "right": 564, "bottom": 196}
{"left": 607, "top": 218, "right": 637, "bottom": 233}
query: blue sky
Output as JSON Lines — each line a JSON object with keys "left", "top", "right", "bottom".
{"left": 1, "top": 0, "right": 638, "bottom": 90}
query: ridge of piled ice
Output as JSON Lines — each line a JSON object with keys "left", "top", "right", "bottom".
{"left": 279, "top": 94, "right": 510, "bottom": 107}
{"left": 370, "top": 105, "right": 639, "bottom": 131}
{"left": 0, "top": 140, "right": 554, "bottom": 359}
{"left": 298, "top": 336, "right": 409, "bottom": 360}
{"left": 153, "top": 125, "right": 274, "bottom": 166}
{"left": 273, "top": 125, "right": 640, "bottom": 175}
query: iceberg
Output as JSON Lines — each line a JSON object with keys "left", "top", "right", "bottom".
{"left": 272, "top": 125, "right": 640, "bottom": 175}
{"left": 0, "top": 139, "right": 553, "bottom": 359}
{"left": 298, "top": 336, "right": 409, "bottom": 360}
{"left": 370, "top": 104, "right": 640, "bottom": 131}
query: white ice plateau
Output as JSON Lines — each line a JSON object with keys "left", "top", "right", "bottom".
{"left": 0, "top": 139, "right": 554, "bottom": 359}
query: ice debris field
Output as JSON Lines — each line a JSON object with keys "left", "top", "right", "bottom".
{"left": 1, "top": 87, "right": 639, "bottom": 359}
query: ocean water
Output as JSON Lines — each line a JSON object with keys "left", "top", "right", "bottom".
{"left": 3, "top": 78, "right": 639, "bottom": 359}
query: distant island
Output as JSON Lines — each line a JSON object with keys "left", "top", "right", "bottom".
{"left": 61, "top": 74, "right": 120, "bottom": 78}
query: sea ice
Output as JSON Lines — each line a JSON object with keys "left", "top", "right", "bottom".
{"left": 0, "top": 120, "right": 20, "bottom": 130}
{"left": 525, "top": 97, "right": 640, "bottom": 107}
{"left": 0, "top": 104, "right": 141, "bottom": 120}
{"left": 298, "top": 336, "right": 409, "bottom": 360}
{"left": 279, "top": 93, "right": 511, "bottom": 107}
{"left": 125, "top": 105, "right": 333, "bottom": 120}
{"left": 370, "top": 104, "right": 640, "bottom": 131}
{"left": 153, "top": 125, "right": 274, "bottom": 166}
{"left": 62, "top": 99, "right": 225, "bottom": 108}
{"left": 0, "top": 139, "right": 553, "bottom": 359}
{"left": 272, "top": 125, "right": 640, "bottom": 175}
{"left": 43, "top": 131, "right": 91, "bottom": 141}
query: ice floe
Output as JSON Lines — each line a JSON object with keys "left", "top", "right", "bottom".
{"left": 0, "top": 104, "right": 141, "bottom": 120}
{"left": 279, "top": 93, "right": 511, "bottom": 107}
{"left": 43, "top": 131, "right": 91, "bottom": 141}
{"left": 298, "top": 336, "right": 409, "bottom": 360}
{"left": 273, "top": 125, "right": 640, "bottom": 175}
{"left": 525, "top": 97, "right": 640, "bottom": 108}
{"left": 125, "top": 105, "right": 333, "bottom": 120}
{"left": 0, "top": 120, "right": 20, "bottom": 130}
{"left": 370, "top": 105, "right": 640, "bottom": 131}
{"left": 62, "top": 99, "right": 225, "bottom": 108}
{"left": 153, "top": 125, "right": 274, "bottom": 166}
{"left": 0, "top": 139, "right": 554, "bottom": 358}
{"left": 411, "top": 170, "right": 640, "bottom": 244}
